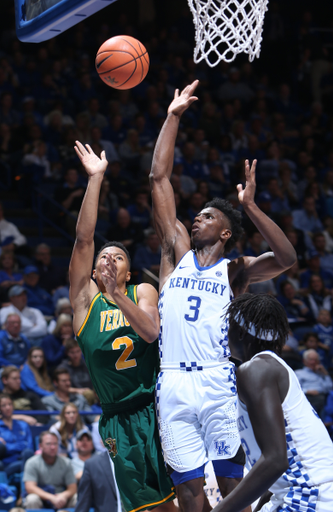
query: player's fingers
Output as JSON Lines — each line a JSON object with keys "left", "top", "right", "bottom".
{"left": 250, "top": 159, "right": 257, "bottom": 174}
{"left": 174, "top": 89, "right": 179, "bottom": 99}
{"left": 85, "top": 144, "right": 93, "bottom": 154}
{"left": 236, "top": 184, "right": 243, "bottom": 193}
{"left": 101, "top": 150, "right": 106, "bottom": 160}
{"left": 189, "top": 80, "right": 199, "bottom": 94}
{"left": 74, "top": 140, "right": 85, "bottom": 155}
{"left": 74, "top": 146, "right": 83, "bottom": 160}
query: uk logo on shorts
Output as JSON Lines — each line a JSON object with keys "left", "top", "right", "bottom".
{"left": 214, "top": 441, "right": 231, "bottom": 456}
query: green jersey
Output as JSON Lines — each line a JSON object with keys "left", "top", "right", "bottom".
{"left": 76, "top": 285, "right": 159, "bottom": 406}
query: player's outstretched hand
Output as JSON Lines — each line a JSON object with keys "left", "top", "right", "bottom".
{"left": 74, "top": 140, "right": 108, "bottom": 177}
{"left": 100, "top": 253, "right": 118, "bottom": 295}
{"left": 237, "top": 159, "right": 257, "bottom": 207}
{"left": 167, "top": 80, "right": 199, "bottom": 117}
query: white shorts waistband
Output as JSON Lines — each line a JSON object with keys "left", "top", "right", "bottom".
{"left": 160, "top": 359, "right": 230, "bottom": 371}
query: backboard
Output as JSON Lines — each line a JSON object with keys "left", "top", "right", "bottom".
{"left": 15, "top": 0, "right": 118, "bottom": 43}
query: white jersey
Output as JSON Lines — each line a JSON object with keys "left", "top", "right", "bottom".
{"left": 237, "top": 351, "right": 333, "bottom": 510}
{"left": 158, "top": 250, "right": 232, "bottom": 367}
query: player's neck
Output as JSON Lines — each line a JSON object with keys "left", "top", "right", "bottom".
{"left": 194, "top": 245, "right": 224, "bottom": 267}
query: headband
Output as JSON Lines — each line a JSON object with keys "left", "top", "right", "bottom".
{"left": 234, "top": 312, "right": 275, "bottom": 341}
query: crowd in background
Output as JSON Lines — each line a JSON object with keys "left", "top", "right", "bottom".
{"left": 0, "top": 0, "right": 333, "bottom": 506}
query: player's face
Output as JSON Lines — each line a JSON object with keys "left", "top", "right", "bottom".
{"left": 94, "top": 246, "right": 131, "bottom": 288}
{"left": 191, "top": 207, "right": 231, "bottom": 248}
{"left": 228, "top": 322, "right": 245, "bottom": 362}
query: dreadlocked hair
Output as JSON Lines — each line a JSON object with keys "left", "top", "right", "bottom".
{"left": 226, "top": 293, "right": 289, "bottom": 354}
{"left": 95, "top": 241, "right": 131, "bottom": 268}
{"left": 204, "top": 198, "right": 244, "bottom": 253}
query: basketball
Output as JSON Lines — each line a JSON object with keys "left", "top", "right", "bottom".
{"left": 95, "top": 35, "right": 149, "bottom": 90}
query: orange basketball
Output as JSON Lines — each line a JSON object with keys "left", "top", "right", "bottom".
{"left": 95, "top": 35, "right": 149, "bottom": 90}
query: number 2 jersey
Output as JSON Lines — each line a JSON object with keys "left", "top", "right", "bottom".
{"left": 158, "top": 250, "right": 232, "bottom": 366}
{"left": 76, "top": 285, "right": 159, "bottom": 405}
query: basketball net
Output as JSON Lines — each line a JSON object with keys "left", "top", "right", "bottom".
{"left": 187, "top": 0, "right": 269, "bottom": 67}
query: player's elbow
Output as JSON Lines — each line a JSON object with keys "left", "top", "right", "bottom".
{"left": 267, "top": 452, "right": 289, "bottom": 478}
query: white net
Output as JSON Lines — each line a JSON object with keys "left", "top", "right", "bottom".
{"left": 187, "top": 0, "right": 269, "bottom": 67}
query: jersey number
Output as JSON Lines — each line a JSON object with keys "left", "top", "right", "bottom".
{"left": 112, "top": 336, "right": 137, "bottom": 371}
{"left": 185, "top": 296, "right": 202, "bottom": 322}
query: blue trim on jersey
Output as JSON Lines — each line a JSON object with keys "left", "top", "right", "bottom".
{"left": 193, "top": 252, "right": 225, "bottom": 271}
{"left": 170, "top": 464, "right": 205, "bottom": 486}
{"left": 277, "top": 417, "right": 319, "bottom": 511}
{"left": 212, "top": 459, "right": 244, "bottom": 478}
{"left": 180, "top": 362, "right": 203, "bottom": 371}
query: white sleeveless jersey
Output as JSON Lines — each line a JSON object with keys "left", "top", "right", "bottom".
{"left": 158, "top": 251, "right": 232, "bottom": 366}
{"left": 237, "top": 351, "right": 333, "bottom": 500}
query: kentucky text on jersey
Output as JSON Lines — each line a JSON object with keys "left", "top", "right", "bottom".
{"left": 100, "top": 310, "right": 130, "bottom": 332}
{"left": 168, "top": 277, "right": 227, "bottom": 296}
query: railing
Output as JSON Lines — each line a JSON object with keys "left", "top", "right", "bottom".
{"left": 142, "top": 267, "right": 159, "bottom": 290}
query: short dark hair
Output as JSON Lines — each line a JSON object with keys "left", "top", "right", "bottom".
{"left": 64, "top": 338, "right": 80, "bottom": 351}
{"left": 204, "top": 198, "right": 244, "bottom": 253}
{"left": 304, "top": 332, "right": 319, "bottom": 343}
{"left": 53, "top": 367, "right": 70, "bottom": 382}
{"left": 95, "top": 241, "right": 131, "bottom": 268}
{"left": 226, "top": 293, "right": 289, "bottom": 353}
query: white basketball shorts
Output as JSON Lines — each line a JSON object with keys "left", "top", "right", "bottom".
{"left": 155, "top": 362, "right": 241, "bottom": 473}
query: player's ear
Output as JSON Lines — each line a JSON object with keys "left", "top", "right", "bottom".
{"left": 126, "top": 271, "right": 131, "bottom": 282}
{"left": 220, "top": 228, "right": 232, "bottom": 242}
{"left": 92, "top": 269, "right": 96, "bottom": 279}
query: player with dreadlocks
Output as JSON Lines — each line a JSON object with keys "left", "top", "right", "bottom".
{"left": 214, "top": 293, "right": 333, "bottom": 512}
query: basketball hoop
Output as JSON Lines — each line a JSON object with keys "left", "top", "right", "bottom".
{"left": 187, "top": 0, "right": 269, "bottom": 67}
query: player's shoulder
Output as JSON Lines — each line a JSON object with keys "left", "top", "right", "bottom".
{"left": 237, "top": 355, "right": 277, "bottom": 385}
{"left": 136, "top": 282, "right": 158, "bottom": 302}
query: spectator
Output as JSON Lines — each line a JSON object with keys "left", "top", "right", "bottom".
{"left": 54, "top": 168, "right": 86, "bottom": 236}
{"left": 70, "top": 430, "right": 94, "bottom": 482}
{"left": 75, "top": 450, "right": 119, "bottom": 512}
{"left": 0, "top": 251, "right": 23, "bottom": 305}
{"left": 323, "top": 216, "right": 333, "bottom": 252}
{"left": 33, "top": 244, "right": 66, "bottom": 295}
{"left": 41, "top": 368, "right": 94, "bottom": 424}
{"left": 0, "top": 202, "right": 28, "bottom": 254}
{"left": 300, "top": 250, "right": 333, "bottom": 290}
{"left": 0, "top": 393, "right": 34, "bottom": 478}
{"left": 275, "top": 260, "right": 301, "bottom": 294}
{"left": 48, "top": 297, "right": 72, "bottom": 334}
{"left": 0, "top": 285, "right": 47, "bottom": 343}
{"left": 0, "top": 313, "right": 31, "bottom": 367}
{"left": 22, "top": 265, "right": 54, "bottom": 317}
{"left": 1, "top": 366, "right": 48, "bottom": 425}
{"left": 303, "top": 275, "right": 332, "bottom": 321}
{"left": 50, "top": 403, "right": 89, "bottom": 458}
{"left": 21, "top": 347, "right": 54, "bottom": 397}
{"left": 179, "top": 142, "right": 205, "bottom": 181}
{"left": 118, "top": 129, "right": 142, "bottom": 172}
{"left": 132, "top": 232, "right": 161, "bottom": 277}
{"left": 90, "top": 126, "right": 119, "bottom": 163}
{"left": 61, "top": 339, "right": 93, "bottom": 404}
{"left": 277, "top": 281, "right": 311, "bottom": 326}
{"left": 313, "top": 309, "right": 333, "bottom": 369}
{"left": 126, "top": 190, "right": 151, "bottom": 231}
{"left": 312, "top": 232, "right": 333, "bottom": 274}
{"left": 217, "top": 67, "right": 254, "bottom": 103}
{"left": 41, "top": 314, "right": 73, "bottom": 370}
{"left": 292, "top": 196, "right": 323, "bottom": 248}
{"left": 244, "top": 231, "right": 265, "bottom": 257}
{"left": 105, "top": 208, "right": 144, "bottom": 260}
{"left": 23, "top": 431, "right": 77, "bottom": 509}
{"left": 295, "top": 348, "right": 332, "bottom": 417}
{"left": 323, "top": 390, "right": 333, "bottom": 439}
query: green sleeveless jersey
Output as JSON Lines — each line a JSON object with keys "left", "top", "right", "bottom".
{"left": 76, "top": 285, "right": 159, "bottom": 406}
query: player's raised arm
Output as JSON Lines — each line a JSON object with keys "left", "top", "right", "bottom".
{"left": 69, "top": 141, "right": 108, "bottom": 334}
{"left": 229, "top": 159, "right": 297, "bottom": 291}
{"left": 149, "top": 81, "right": 198, "bottom": 268}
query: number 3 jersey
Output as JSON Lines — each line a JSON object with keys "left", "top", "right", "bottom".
{"left": 76, "top": 285, "right": 159, "bottom": 405}
{"left": 158, "top": 251, "right": 232, "bottom": 366}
